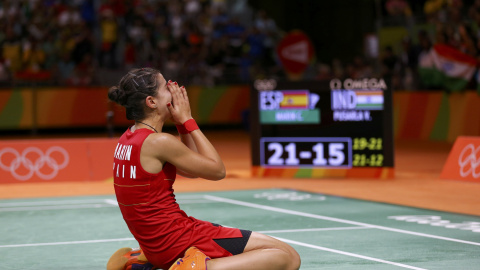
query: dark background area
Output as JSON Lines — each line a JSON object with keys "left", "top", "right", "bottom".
{"left": 249, "top": 0, "right": 375, "bottom": 63}
{"left": 248, "top": 0, "right": 476, "bottom": 63}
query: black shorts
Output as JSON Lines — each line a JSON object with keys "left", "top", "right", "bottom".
{"left": 212, "top": 223, "right": 252, "bottom": 255}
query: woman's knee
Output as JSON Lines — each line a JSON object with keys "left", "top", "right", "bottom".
{"left": 281, "top": 242, "right": 300, "bottom": 270}
{"left": 288, "top": 248, "right": 301, "bottom": 270}
{"left": 274, "top": 242, "right": 301, "bottom": 270}
{"left": 245, "top": 232, "right": 301, "bottom": 270}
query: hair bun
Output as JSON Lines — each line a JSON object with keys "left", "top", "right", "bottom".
{"left": 108, "top": 86, "right": 127, "bottom": 106}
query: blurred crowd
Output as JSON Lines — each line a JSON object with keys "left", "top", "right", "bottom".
{"left": 381, "top": 0, "right": 480, "bottom": 90}
{"left": 2, "top": 0, "right": 480, "bottom": 90}
{"left": 0, "top": 0, "right": 281, "bottom": 86}
{"left": 313, "top": 0, "right": 480, "bottom": 90}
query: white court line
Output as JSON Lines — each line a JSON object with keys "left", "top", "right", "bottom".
{"left": 0, "top": 227, "right": 367, "bottom": 249}
{"left": 0, "top": 195, "right": 206, "bottom": 207}
{"left": 0, "top": 238, "right": 136, "bottom": 248}
{"left": 102, "top": 199, "right": 217, "bottom": 206}
{"left": 104, "top": 199, "right": 118, "bottom": 206}
{"left": 274, "top": 236, "right": 428, "bottom": 270}
{"left": 176, "top": 195, "right": 207, "bottom": 199}
{"left": 0, "top": 200, "right": 215, "bottom": 212}
{"left": 177, "top": 200, "right": 218, "bottom": 204}
{"left": 204, "top": 195, "right": 480, "bottom": 246}
{"left": 0, "top": 199, "right": 112, "bottom": 207}
{"left": 0, "top": 204, "right": 116, "bottom": 212}
{"left": 103, "top": 199, "right": 216, "bottom": 206}
{"left": 258, "top": 226, "right": 370, "bottom": 234}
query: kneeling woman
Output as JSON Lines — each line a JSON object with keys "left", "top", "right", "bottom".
{"left": 106, "top": 68, "right": 301, "bottom": 270}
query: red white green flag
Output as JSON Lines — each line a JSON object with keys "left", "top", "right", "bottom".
{"left": 419, "top": 44, "right": 477, "bottom": 91}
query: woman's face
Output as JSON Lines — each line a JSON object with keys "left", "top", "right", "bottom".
{"left": 153, "top": 73, "right": 173, "bottom": 118}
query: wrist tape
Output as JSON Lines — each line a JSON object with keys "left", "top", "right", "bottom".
{"left": 176, "top": 119, "right": 199, "bottom": 134}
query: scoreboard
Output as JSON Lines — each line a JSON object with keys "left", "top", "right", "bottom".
{"left": 250, "top": 78, "right": 394, "bottom": 178}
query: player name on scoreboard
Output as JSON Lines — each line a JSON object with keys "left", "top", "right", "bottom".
{"left": 250, "top": 78, "right": 394, "bottom": 178}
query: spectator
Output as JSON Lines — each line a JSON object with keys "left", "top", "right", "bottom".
{"left": 205, "top": 38, "right": 226, "bottom": 84}
{"left": 98, "top": 7, "right": 118, "bottom": 68}
{"left": 169, "top": 3, "right": 184, "bottom": 41}
{"left": 184, "top": 0, "right": 202, "bottom": 19}
{"left": 424, "top": 0, "right": 448, "bottom": 23}
{"left": 55, "top": 30, "right": 77, "bottom": 64}
{"left": 0, "top": 1, "right": 20, "bottom": 22}
{"left": 211, "top": 5, "right": 229, "bottom": 39}
{"left": 315, "top": 63, "right": 333, "bottom": 80}
{"left": 352, "top": 56, "right": 373, "bottom": 79}
{"left": 458, "top": 24, "right": 477, "bottom": 56}
{"left": 80, "top": 0, "right": 96, "bottom": 28}
{"left": 2, "top": 27, "right": 22, "bottom": 73}
{"left": 28, "top": 16, "right": 47, "bottom": 41}
{"left": 468, "top": 0, "right": 480, "bottom": 23}
{"left": 71, "top": 27, "right": 95, "bottom": 66}
{"left": 331, "top": 58, "right": 345, "bottom": 79}
{"left": 71, "top": 53, "right": 94, "bottom": 86}
{"left": 253, "top": 10, "right": 279, "bottom": 75}
{"left": 381, "top": 46, "right": 400, "bottom": 89}
{"left": 58, "top": 5, "right": 82, "bottom": 27}
{"left": 123, "top": 38, "right": 136, "bottom": 70}
{"left": 254, "top": 10, "right": 277, "bottom": 36}
{"left": 224, "top": 17, "right": 246, "bottom": 60}
{"left": 41, "top": 33, "right": 57, "bottom": 70}
{"left": 399, "top": 37, "right": 421, "bottom": 89}
{"left": 386, "top": 0, "right": 411, "bottom": 17}
{"left": 0, "top": 52, "right": 10, "bottom": 82}
{"left": 246, "top": 27, "right": 266, "bottom": 62}
{"left": 22, "top": 40, "right": 46, "bottom": 73}
{"left": 163, "top": 51, "right": 183, "bottom": 82}
{"left": 56, "top": 52, "right": 75, "bottom": 84}
{"left": 418, "top": 30, "right": 433, "bottom": 53}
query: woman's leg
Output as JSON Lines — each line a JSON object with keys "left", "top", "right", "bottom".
{"left": 206, "top": 232, "right": 301, "bottom": 270}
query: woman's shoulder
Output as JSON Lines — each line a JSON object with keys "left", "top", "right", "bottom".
{"left": 143, "top": 132, "right": 180, "bottom": 150}
{"left": 141, "top": 132, "right": 183, "bottom": 162}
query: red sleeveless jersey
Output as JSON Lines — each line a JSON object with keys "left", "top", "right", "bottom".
{"left": 113, "top": 128, "right": 241, "bottom": 269}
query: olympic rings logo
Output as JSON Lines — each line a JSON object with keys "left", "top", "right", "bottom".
{"left": 0, "top": 146, "right": 69, "bottom": 181}
{"left": 458, "top": 144, "right": 480, "bottom": 178}
{"left": 254, "top": 79, "right": 277, "bottom": 91}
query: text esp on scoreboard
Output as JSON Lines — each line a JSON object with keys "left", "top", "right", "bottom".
{"left": 250, "top": 78, "right": 394, "bottom": 178}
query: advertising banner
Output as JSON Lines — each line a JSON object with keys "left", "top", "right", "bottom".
{"left": 0, "top": 138, "right": 117, "bottom": 183}
{"left": 440, "top": 136, "right": 480, "bottom": 182}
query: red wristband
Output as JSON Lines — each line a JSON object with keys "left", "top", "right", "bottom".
{"left": 176, "top": 119, "right": 199, "bottom": 134}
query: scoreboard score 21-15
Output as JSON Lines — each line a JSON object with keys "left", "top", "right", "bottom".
{"left": 250, "top": 78, "right": 394, "bottom": 178}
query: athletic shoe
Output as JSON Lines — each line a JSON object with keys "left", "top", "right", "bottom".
{"left": 107, "top": 247, "right": 155, "bottom": 270}
{"left": 123, "top": 248, "right": 155, "bottom": 270}
{"left": 168, "top": 247, "right": 211, "bottom": 270}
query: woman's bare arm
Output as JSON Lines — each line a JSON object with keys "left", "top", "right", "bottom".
{"left": 145, "top": 133, "right": 225, "bottom": 180}
{"left": 157, "top": 82, "right": 225, "bottom": 180}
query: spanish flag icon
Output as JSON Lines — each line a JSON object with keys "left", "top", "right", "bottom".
{"left": 279, "top": 90, "right": 309, "bottom": 109}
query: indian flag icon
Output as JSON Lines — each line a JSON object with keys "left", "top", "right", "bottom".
{"left": 354, "top": 90, "right": 383, "bottom": 110}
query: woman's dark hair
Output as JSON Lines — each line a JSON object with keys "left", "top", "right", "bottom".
{"left": 108, "top": 68, "right": 161, "bottom": 121}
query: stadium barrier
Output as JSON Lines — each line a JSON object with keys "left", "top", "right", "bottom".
{"left": 0, "top": 85, "right": 250, "bottom": 130}
{"left": 0, "top": 138, "right": 117, "bottom": 183}
{"left": 393, "top": 91, "right": 480, "bottom": 142}
{"left": 1, "top": 87, "right": 479, "bottom": 142}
